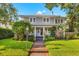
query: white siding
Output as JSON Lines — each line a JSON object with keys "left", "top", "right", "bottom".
{"left": 18, "top": 16, "right": 66, "bottom": 26}
{"left": 28, "top": 17, "right": 65, "bottom": 26}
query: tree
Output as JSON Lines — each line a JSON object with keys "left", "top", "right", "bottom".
{"left": 45, "top": 3, "right": 79, "bottom": 32}
{"left": 0, "top": 3, "right": 17, "bottom": 28}
{"left": 49, "top": 26, "right": 56, "bottom": 37}
{"left": 12, "top": 21, "right": 32, "bottom": 40}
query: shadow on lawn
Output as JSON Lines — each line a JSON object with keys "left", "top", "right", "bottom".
{"left": 45, "top": 43, "right": 65, "bottom": 49}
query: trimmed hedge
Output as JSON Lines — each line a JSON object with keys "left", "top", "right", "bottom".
{"left": 0, "top": 28, "right": 14, "bottom": 39}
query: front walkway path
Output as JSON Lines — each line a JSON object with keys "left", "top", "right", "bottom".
{"left": 29, "top": 37, "right": 48, "bottom": 56}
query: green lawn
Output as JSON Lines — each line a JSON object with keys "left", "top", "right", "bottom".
{"left": 45, "top": 39, "right": 79, "bottom": 56}
{"left": 0, "top": 38, "right": 33, "bottom": 56}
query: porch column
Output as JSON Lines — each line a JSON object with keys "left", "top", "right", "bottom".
{"left": 47, "top": 28, "right": 49, "bottom": 36}
{"left": 43, "top": 27, "right": 45, "bottom": 40}
{"left": 34, "top": 26, "right": 36, "bottom": 40}
{"left": 54, "top": 18, "right": 55, "bottom": 24}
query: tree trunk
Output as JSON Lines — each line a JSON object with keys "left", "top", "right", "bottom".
{"left": 69, "top": 17, "right": 74, "bottom": 32}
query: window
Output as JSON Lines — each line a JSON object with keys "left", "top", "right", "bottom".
{"left": 55, "top": 19, "right": 58, "bottom": 23}
{"left": 58, "top": 19, "right": 60, "bottom": 23}
{"left": 44, "top": 18, "right": 46, "bottom": 22}
{"left": 30, "top": 18, "right": 32, "bottom": 22}
{"left": 61, "top": 19, "right": 63, "bottom": 23}
{"left": 43, "top": 18, "right": 49, "bottom": 22}
{"left": 47, "top": 18, "right": 49, "bottom": 22}
{"left": 33, "top": 18, "right": 35, "bottom": 22}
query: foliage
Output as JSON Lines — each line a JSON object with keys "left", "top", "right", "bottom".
{"left": 77, "top": 32, "right": 79, "bottom": 36}
{"left": 0, "top": 3, "right": 17, "bottom": 27}
{"left": 12, "top": 21, "right": 32, "bottom": 40}
{"left": 0, "top": 38, "right": 33, "bottom": 56}
{"left": 44, "top": 36, "right": 55, "bottom": 42}
{"left": 45, "top": 3, "right": 79, "bottom": 32}
{"left": 28, "top": 35, "right": 34, "bottom": 42}
{"left": 57, "top": 24, "right": 64, "bottom": 30}
{"left": 49, "top": 26, "right": 56, "bottom": 37}
{"left": 65, "top": 32, "right": 77, "bottom": 39}
{"left": 0, "top": 28, "right": 14, "bottom": 39}
{"left": 45, "top": 40, "right": 79, "bottom": 56}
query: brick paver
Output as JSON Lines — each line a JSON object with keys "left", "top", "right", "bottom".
{"left": 29, "top": 37, "right": 48, "bottom": 56}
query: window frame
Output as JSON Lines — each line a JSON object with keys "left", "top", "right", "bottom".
{"left": 29, "top": 18, "right": 32, "bottom": 22}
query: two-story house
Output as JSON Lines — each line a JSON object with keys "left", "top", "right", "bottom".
{"left": 19, "top": 15, "right": 66, "bottom": 40}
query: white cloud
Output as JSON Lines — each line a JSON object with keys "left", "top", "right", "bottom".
{"left": 36, "top": 11, "right": 43, "bottom": 15}
{"left": 42, "top": 10, "right": 46, "bottom": 13}
{"left": 36, "top": 10, "right": 46, "bottom": 15}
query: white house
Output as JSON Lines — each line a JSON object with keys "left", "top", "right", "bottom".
{"left": 19, "top": 15, "right": 66, "bottom": 40}
{"left": 0, "top": 14, "right": 66, "bottom": 40}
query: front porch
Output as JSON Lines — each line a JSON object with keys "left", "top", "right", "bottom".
{"left": 33, "top": 26, "right": 51, "bottom": 40}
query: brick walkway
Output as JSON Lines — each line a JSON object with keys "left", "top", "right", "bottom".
{"left": 29, "top": 37, "right": 48, "bottom": 56}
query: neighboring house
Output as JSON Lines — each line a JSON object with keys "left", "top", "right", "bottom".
{"left": 0, "top": 22, "right": 12, "bottom": 29}
{"left": 19, "top": 15, "right": 66, "bottom": 40}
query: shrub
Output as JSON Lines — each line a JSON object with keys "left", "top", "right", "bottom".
{"left": 28, "top": 35, "right": 34, "bottom": 42}
{"left": 49, "top": 26, "right": 56, "bottom": 37}
{"left": 77, "top": 32, "right": 79, "bottom": 36}
{"left": 12, "top": 21, "right": 32, "bottom": 40}
{"left": 44, "top": 36, "right": 55, "bottom": 41}
{"left": 0, "top": 28, "right": 14, "bottom": 39}
{"left": 55, "top": 30, "right": 64, "bottom": 39}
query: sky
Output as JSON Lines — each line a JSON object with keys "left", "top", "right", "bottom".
{"left": 13, "top": 3, "right": 67, "bottom": 17}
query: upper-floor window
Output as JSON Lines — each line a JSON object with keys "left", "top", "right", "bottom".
{"left": 30, "top": 18, "right": 36, "bottom": 22}
{"left": 43, "top": 18, "right": 49, "bottom": 22}
{"left": 44, "top": 18, "right": 46, "bottom": 22}
{"left": 30, "top": 18, "right": 32, "bottom": 22}
{"left": 47, "top": 18, "right": 49, "bottom": 22}
{"left": 33, "top": 18, "right": 36, "bottom": 22}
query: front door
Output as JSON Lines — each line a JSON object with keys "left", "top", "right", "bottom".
{"left": 36, "top": 28, "right": 43, "bottom": 41}
{"left": 36, "top": 28, "right": 43, "bottom": 37}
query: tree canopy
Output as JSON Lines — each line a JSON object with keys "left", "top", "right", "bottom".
{"left": 0, "top": 3, "right": 17, "bottom": 25}
{"left": 12, "top": 21, "right": 32, "bottom": 40}
{"left": 45, "top": 3, "right": 79, "bottom": 32}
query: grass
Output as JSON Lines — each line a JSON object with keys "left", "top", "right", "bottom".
{"left": 45, "top": 39, "right": 79, "bottom": 56}
{"left": 0, "top": 38, "right": 33, "bottom": 56}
